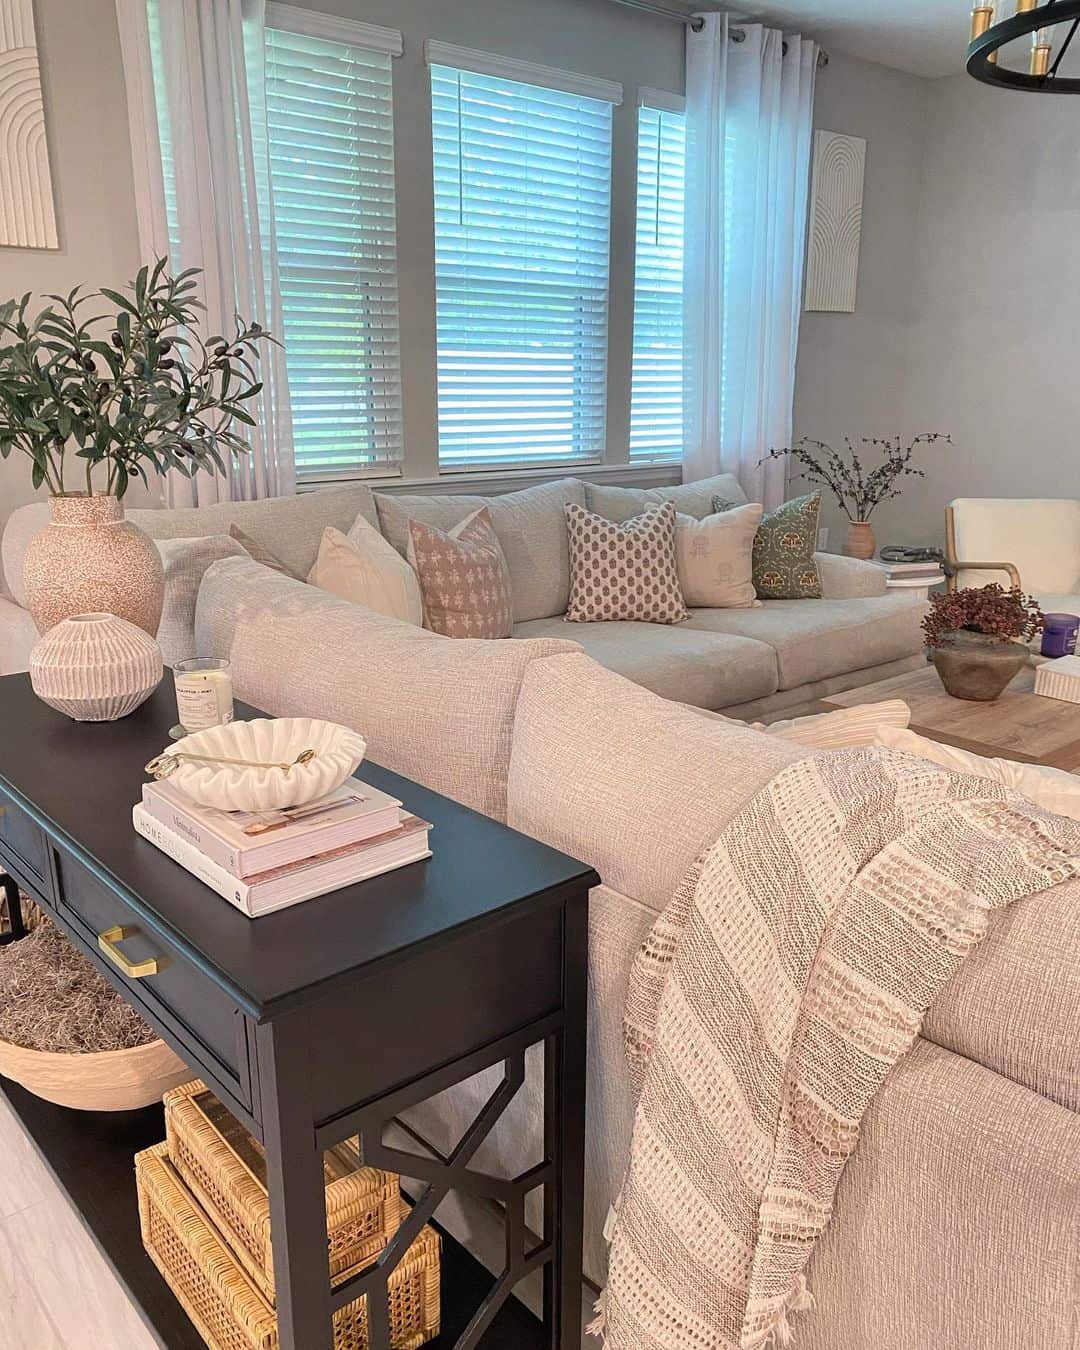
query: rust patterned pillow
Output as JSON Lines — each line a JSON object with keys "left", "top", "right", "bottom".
{"left": 564, "top": 501, "right": 688, "bottom": 625}
{"left": 407, "top": 506, "right": 513, "bottom": 638}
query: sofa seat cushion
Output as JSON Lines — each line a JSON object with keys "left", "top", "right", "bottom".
{"left": 374, "top": 478, "right": 586, "bottom": 623}
{"left": 681, "top": 594, "right": 927, "bottom": 690}
{"left": 583, "top": 472, "right": 746, "bottom": 523}
{"left": 511, "top": 616, "right": 778, "bottom": 709}
{"left": 1, "top": 486, "right": 380, "bottom": 608}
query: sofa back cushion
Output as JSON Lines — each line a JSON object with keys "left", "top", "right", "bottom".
{"left": 507, "top": 651, "right": 805, "bottom": 911}
{"left": 374, "top": 477, "right": 585, "bottom": 623}
{"left": 584, "top": 473, "right": 746, "bottom": 524}
{"left": 1, "top": 485, "right": 379, "bottom": 608}
{"left": 195, "top": 556, "right": 580, "bottom": 821}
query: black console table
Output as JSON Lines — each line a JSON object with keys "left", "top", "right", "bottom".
{"left": 0, "top": 674, "right": 596, "bottom": 1350}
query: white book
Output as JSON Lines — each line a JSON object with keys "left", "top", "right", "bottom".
{"left": 133, "top": 805, "right": 431, "bottom": 918}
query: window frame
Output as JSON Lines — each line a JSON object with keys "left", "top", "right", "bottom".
{"left": 628, "top": 87, "right": 687, "bottom": 466}
{"left": 427, "top": 44, "right": 622, "bottom": 476}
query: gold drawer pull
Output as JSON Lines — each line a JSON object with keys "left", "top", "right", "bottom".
{"left": 98, "top": 925, "right": 166, "bottom": 979}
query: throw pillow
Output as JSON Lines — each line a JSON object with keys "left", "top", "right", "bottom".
{"left": 875, "top": 725, "right": 1080, "bottom": 822}
{"left": 674, "top": 504, "right": 763, "bottom": 609}
{"left": 307, "top": 519, "right": 423, "bottom": 627}
{"left": 693, "top": 698, "right": 912, "bottom": 749}
{"left": 407, "top": 507, "right": 513, "bottom": 638}
{"left": 564, "top": 501, "right": 688, "bottom": 625}
{"left": 228, "top": 523, "right": 298, "bottom": 579}
{"left": 713, "top": 491, "right": 823, "bottom": 600}
{"left": 155, "top": 535, "right": 247, "bottom": 667}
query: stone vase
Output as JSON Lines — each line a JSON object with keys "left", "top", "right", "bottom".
{"left": 22, "top": 494, "right": 164, "bottom": 637}
{"left": 29, "top": 613, "right": 163, "bottom": 722}
{"left": 931, "top": 630, "right": 1029, "bottom": 702}
{"left": 844, "top": 520, "right": 876, "bottom": 560}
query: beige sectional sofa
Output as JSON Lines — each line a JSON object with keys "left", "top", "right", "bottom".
{"left": 1, "top": 476, "right": 926, "bottom": 713}
{"left": 191, "top": 555, "right": 1080, "bottom": 1350}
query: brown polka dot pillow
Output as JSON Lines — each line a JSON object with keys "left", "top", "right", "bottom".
{"left": 407, "top": 506, "right": 513, "bottom": 638}
{"left": 564, "top": 501, "right": 688, "bottom": 625}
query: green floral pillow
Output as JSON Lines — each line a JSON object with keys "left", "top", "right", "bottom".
{"left": 712, "top": 492, "right": 822, "bottom": 600}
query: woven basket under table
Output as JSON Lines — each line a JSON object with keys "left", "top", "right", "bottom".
{"left": 164, "top": 1080, "right": 401, "bottom": 1303}
{"left": 136, "top": 1144, "right": 441, "bottom": 1350}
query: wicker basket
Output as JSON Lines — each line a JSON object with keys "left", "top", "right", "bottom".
{"left": 164, "top": 1080, "right": 403, "bottom": 1302}
{"left": 136, "top": 1144, "right": 441, "bottom": 1350}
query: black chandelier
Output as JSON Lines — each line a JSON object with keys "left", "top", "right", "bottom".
{"left": 968, "top": 0, "right": 1080, "bottom": 90}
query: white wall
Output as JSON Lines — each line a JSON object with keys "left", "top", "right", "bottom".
{"left": 891, "top": 72, "right": 1080, "bottom": 546}
{"left": 0, "top": 0, "right": 156, "bottom": 544}
{"left": 792, "top": 51, "right": 931, "bottom": 551}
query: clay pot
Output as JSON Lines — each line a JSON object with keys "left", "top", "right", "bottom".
{"left": 22, "top": 493, "right": 164, "bottom": 637}
{"left": 931, "top": 630, "right": 1029, "bottom": 701}
{"left": 29, "top": 613, "right": 163, "bottom": 722}
{"left": 844, "top": 520, "right": 876, "bottom": 560}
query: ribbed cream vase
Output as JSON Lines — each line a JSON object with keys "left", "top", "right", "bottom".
{"left": 23, "top": 493, "right": 165, "bottom": 637}
{"left": 29, "top": 613, "right": 163, "bottom": 722}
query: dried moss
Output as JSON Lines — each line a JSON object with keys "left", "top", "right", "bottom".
{"left": 0, "top": 917, "right": 158, "bottom": 1054}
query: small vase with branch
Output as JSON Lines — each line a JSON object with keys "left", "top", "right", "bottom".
{"left": 0, "top": 258, "right": 275, "bottom": 636}
{"left": 761, "top": 433, "right": 952, "bottom": 560}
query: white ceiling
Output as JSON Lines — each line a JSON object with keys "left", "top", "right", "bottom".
{"left": 701, "top": 2, "right": 976, "bottom": 80}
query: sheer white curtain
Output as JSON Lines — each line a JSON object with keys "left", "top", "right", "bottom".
{"left": 116, "top": 0, "right": 294, "bottom": 507}
{"left": 683, "top": 14, "right": 816, "bottom": 507}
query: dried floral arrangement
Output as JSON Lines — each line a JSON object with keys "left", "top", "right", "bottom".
{"left": 762, "top": 433, "right": 952, "bottom": 523}
{"left": 922, "top": 584, "right": 1044, "bottom": 649}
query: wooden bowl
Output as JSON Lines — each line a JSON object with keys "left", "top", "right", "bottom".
{"left": 0, "top": 1035, "right": 189, "bottom": 1111}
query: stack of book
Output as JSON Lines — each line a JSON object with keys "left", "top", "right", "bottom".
{"left": 870, "top": 555, "right": 944, "bottom": 592}
{"left": 133, "top": 780, "right": 431, "bottom": 918}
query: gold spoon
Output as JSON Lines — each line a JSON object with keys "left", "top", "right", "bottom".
{"left": 145, "top": 748, "right": 317, "bottom": 779}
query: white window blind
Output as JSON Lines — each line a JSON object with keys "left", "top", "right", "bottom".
{"left": 266, "top": 21, "right": 403, "bottom": 482}
{"left": 430, "top": 61, "right": 615, "bottom": 468}
{"left": 629, "top": 102, "right": 686, "bottom": 462}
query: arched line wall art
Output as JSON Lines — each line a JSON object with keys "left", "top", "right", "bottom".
{"left": 0, "top": 0, "right": 58, "bottom": 249}
{"left": 805, "top": 130, "right": 865, "bottom": 313}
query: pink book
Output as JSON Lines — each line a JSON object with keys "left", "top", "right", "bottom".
{"left": 140, "top": 778, "right": 402, "bottom": 878}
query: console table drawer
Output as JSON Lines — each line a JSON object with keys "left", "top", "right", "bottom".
{"left": 54, "top": 852, "right": 248, "bottom": 1101}
{"left": 0, "top": 798, "right": 49, "bottom": 888}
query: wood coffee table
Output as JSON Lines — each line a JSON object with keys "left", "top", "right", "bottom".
{"left": 822, "top": 664, "right": 1080, "bottom": 770}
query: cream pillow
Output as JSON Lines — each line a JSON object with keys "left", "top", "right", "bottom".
{"left": 875, "top": 724, "right": 1080, "bottom": 822}
{"left": 693, "top": 699, "right": 912, "bottom": 748}
{"left": 675, "top": 504, "right": 763, "bottom": 608}
{"left": 307, "top": 519, "right": 423, "bottom": 626}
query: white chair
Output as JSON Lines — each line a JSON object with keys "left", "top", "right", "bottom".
{"left": 945, "top": 498, "right": 1080, "bottom": 613}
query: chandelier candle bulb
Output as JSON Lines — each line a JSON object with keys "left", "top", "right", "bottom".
{"left": 971, "top": 3, "right": 994, "bottom": 40}
{"left": 1032, "top": 26, "right": 1053, "bottom": 75}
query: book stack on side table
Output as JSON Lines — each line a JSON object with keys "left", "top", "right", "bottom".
{"left": 133, "top": 779, "right": 431, "bottom": 917}
{"left": 868, "top": 555, "right": 944, "bottom": 599}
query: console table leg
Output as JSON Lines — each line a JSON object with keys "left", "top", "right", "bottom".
{"left": 0, "top": 873, "right": 25, "bottom": 946}
{"left": 545, "top": 900, "right": 589, "bottom": 1349}
{"left": 256, "top": 1017, "right": 334, "bottom": 1350}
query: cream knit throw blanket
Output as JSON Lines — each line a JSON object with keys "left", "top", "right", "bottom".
{"left": 594, "top": 747, "right": 1080, "bottom": 1350}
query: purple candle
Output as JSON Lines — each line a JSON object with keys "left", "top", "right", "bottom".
{"left": 1041, "top": 613, "right": 1080, "bottom": 659}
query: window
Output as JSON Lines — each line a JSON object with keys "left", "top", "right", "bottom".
{"left": 265, "top": 14, "right": 403, "bottom": 482}
{"left": 429, "top": 46, "right": 619, "bottom": 468}
{"left": 629, "top": 98, "right": 686, "bottom": 462}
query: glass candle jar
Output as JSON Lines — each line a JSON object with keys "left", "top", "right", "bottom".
{"left": 1041, "top": 614, "right": 1080, "bottom": 659}
{"left": 172, "top": 658, "right": 234, "bottom": 736}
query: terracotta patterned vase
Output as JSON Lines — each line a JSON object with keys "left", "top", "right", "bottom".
{"left": 844, "top": 520, "right": 876, "bottom": 560}
{"left": 29, "top": 613, "right": 163, "bottom": 721}
{"left": 22, "top": 494, "right": 164, "bottom": 637}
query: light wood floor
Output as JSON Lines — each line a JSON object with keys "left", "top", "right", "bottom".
{"left": 0, "top": 1091, "right": 162, "bottom": 1349}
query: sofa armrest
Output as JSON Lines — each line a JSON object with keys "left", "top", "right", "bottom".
{"left": 0, "top": 597, "right": 38, "bottom": 676}
{"left": 815, "top": 551, "right": 887, "bottom": 599}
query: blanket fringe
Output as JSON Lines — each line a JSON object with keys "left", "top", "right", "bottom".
{"left": 585, "top": 1288, "right": 608, "bottom": 1340}
{"left": 761, "top": 1275, "right": 816, "bottom": 1349}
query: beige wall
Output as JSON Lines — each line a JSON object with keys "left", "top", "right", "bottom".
{"left": 0, "top": 0, "right": 159, "bottom": 541}
{"left": 792, "top": 51, "right": 931, "bottom": 551}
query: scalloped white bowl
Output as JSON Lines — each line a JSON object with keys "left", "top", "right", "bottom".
{"left": 154, "top": 718, "right": 366, "bottom": 812}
